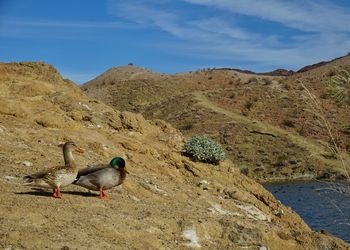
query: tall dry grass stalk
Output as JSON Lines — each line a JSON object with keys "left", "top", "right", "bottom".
{"left": 299, "top": 70, "right": 350, "bottom": 194}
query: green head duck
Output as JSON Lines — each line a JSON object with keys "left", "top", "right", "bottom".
{"left": 110, "top": 157, "right": 126, "bottom": 169}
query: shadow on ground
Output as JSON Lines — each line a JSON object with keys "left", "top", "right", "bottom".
{"left": 15, "top": 188, "right": 98, "bottom": 197}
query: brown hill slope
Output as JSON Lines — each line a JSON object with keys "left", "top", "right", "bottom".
{"left": 82, "top": 57, "right": 350, "bottom": 182}
{"left": 2, "top": 62, "right": 348, "bottom": 249}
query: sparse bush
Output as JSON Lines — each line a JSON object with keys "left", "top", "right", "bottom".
{"left": 262, "top": 77, "right": 272, "bottom": 85}
{"left": 327, "top": 69, "right": 350, "bottom": 105}
{"left": 181, "top": 124, "right": 193, "bottom": 131}
{"left": 283, "top": 84, "right": 291, "bottom": 90}
{"left": 327, "top": 68, "right": 337, "bottom": 77}
{"left": 282, "top": 119, "right": 295, "bottom": 128}
{"left": 340, "top": 124, "right": 350, "bottom": 134}
{"left": 183, "top": 135, "right": 226, "bottom": 164}
{"left": 247, "top": 76, "right": 258, "bottom": 84}
{"left": 245, "top": 100, "right": 254, "bottom": 110}
{"left": 274, "top": 155, "right": 288, "bottom": 167}
{"left": 240, "top": 165, "right": 250, "bottom": 176}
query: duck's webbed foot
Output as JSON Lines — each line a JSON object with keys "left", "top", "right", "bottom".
{"left": 99, "top": 187, "right": 111, "bottom": 200}
{"left": 52, "top": 188, "right": 62, "bottom": 199}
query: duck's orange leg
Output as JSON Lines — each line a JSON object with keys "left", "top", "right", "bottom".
{"left": 52, "top": 188, "right": 62, "bottom": 199}
{"left": 99, "top": 187, "right": 110, "bottom": 200}
{"left": 57, "top": 188, "right": 62, "bottom": 198}
{"left": 53, "top": 188, "right": 58, "bottom": 198}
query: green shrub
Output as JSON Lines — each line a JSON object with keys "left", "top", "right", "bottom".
{"left": 183, "top": 135, "right": 226, "bottom": 164}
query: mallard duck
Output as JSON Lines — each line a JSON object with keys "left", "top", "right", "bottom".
{"left": 73, "top": 157, "right": 128, "bottom": 199}
{"left": 23, "top": 141, "right": 83, "bottom": 198}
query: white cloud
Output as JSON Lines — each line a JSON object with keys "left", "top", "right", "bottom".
{"left": 108, "top": 2, "right": 205, "bottom": 40}
{"left": 108, "top": 0, "right": 350, "bottom": 70}
{"left": 0, "top": 16, "right": 141, "bottom": 39}
{"left": 189, "top": 18, "right": 259, "bottom": 40}
{"left": 109, "top": 2, "right": 264, "bottom": 43}
{"left": 184, "top": 0, "right": 350, "bottom": 33}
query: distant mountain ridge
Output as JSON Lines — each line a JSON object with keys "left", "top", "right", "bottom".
{"left": 207, "top": 54, "right": 349, "bottom": 76}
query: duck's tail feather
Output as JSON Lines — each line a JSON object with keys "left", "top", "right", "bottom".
{"left": 72, "top": 176, "right": 80, "bottom": 184}
{"left": 22, "top": 176, "right": 51, "bottom": 188}
{"left": 22, "top": 176, "right": 36, "bottom": 185}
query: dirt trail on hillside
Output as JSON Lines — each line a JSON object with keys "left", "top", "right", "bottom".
{"left": 192, "top": 91, "right": 349, "bottom": 175}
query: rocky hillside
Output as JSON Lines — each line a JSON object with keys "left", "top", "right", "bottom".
{"left": 1, "top": 62, "right": 348, "bottom": 249}
{"left": 82, "top": 56, "right": 350, "bottom": 182}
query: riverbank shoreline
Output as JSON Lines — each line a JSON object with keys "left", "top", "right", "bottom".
{"left": 258, "top": 174, "right": 349, "bottom": 185}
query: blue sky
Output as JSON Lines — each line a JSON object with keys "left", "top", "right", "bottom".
{"left": 1, "top": 0, "right": 350, "bottom": 83}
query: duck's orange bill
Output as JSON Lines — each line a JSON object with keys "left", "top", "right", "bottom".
{"left": 75, "top": 147, "right": 84, "bottom": 153}
{"left": 124, "top": 168, "right": 130, "bottom": 174}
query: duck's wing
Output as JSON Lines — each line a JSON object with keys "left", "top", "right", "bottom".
{"left": 23, "top": 165, "right": 71, "bottom": 188}
{"left": 24, "top": 170, "right": 48, "bottom": 180}
{"left": 76, "top": 164, "right": 110, "bottom": 178}
{"left": 24, "top": 164, "right": 72, "bottom": 179}
{"left": 74, "top": 167, "right": 119, "bottom": 190}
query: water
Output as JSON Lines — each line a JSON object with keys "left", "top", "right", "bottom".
{"left": 264, "top": 181, "right": 350, "bottom": 243}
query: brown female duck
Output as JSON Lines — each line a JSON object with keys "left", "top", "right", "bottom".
{"left": 23, "top": 141, "right": 83, "bottom": 198}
